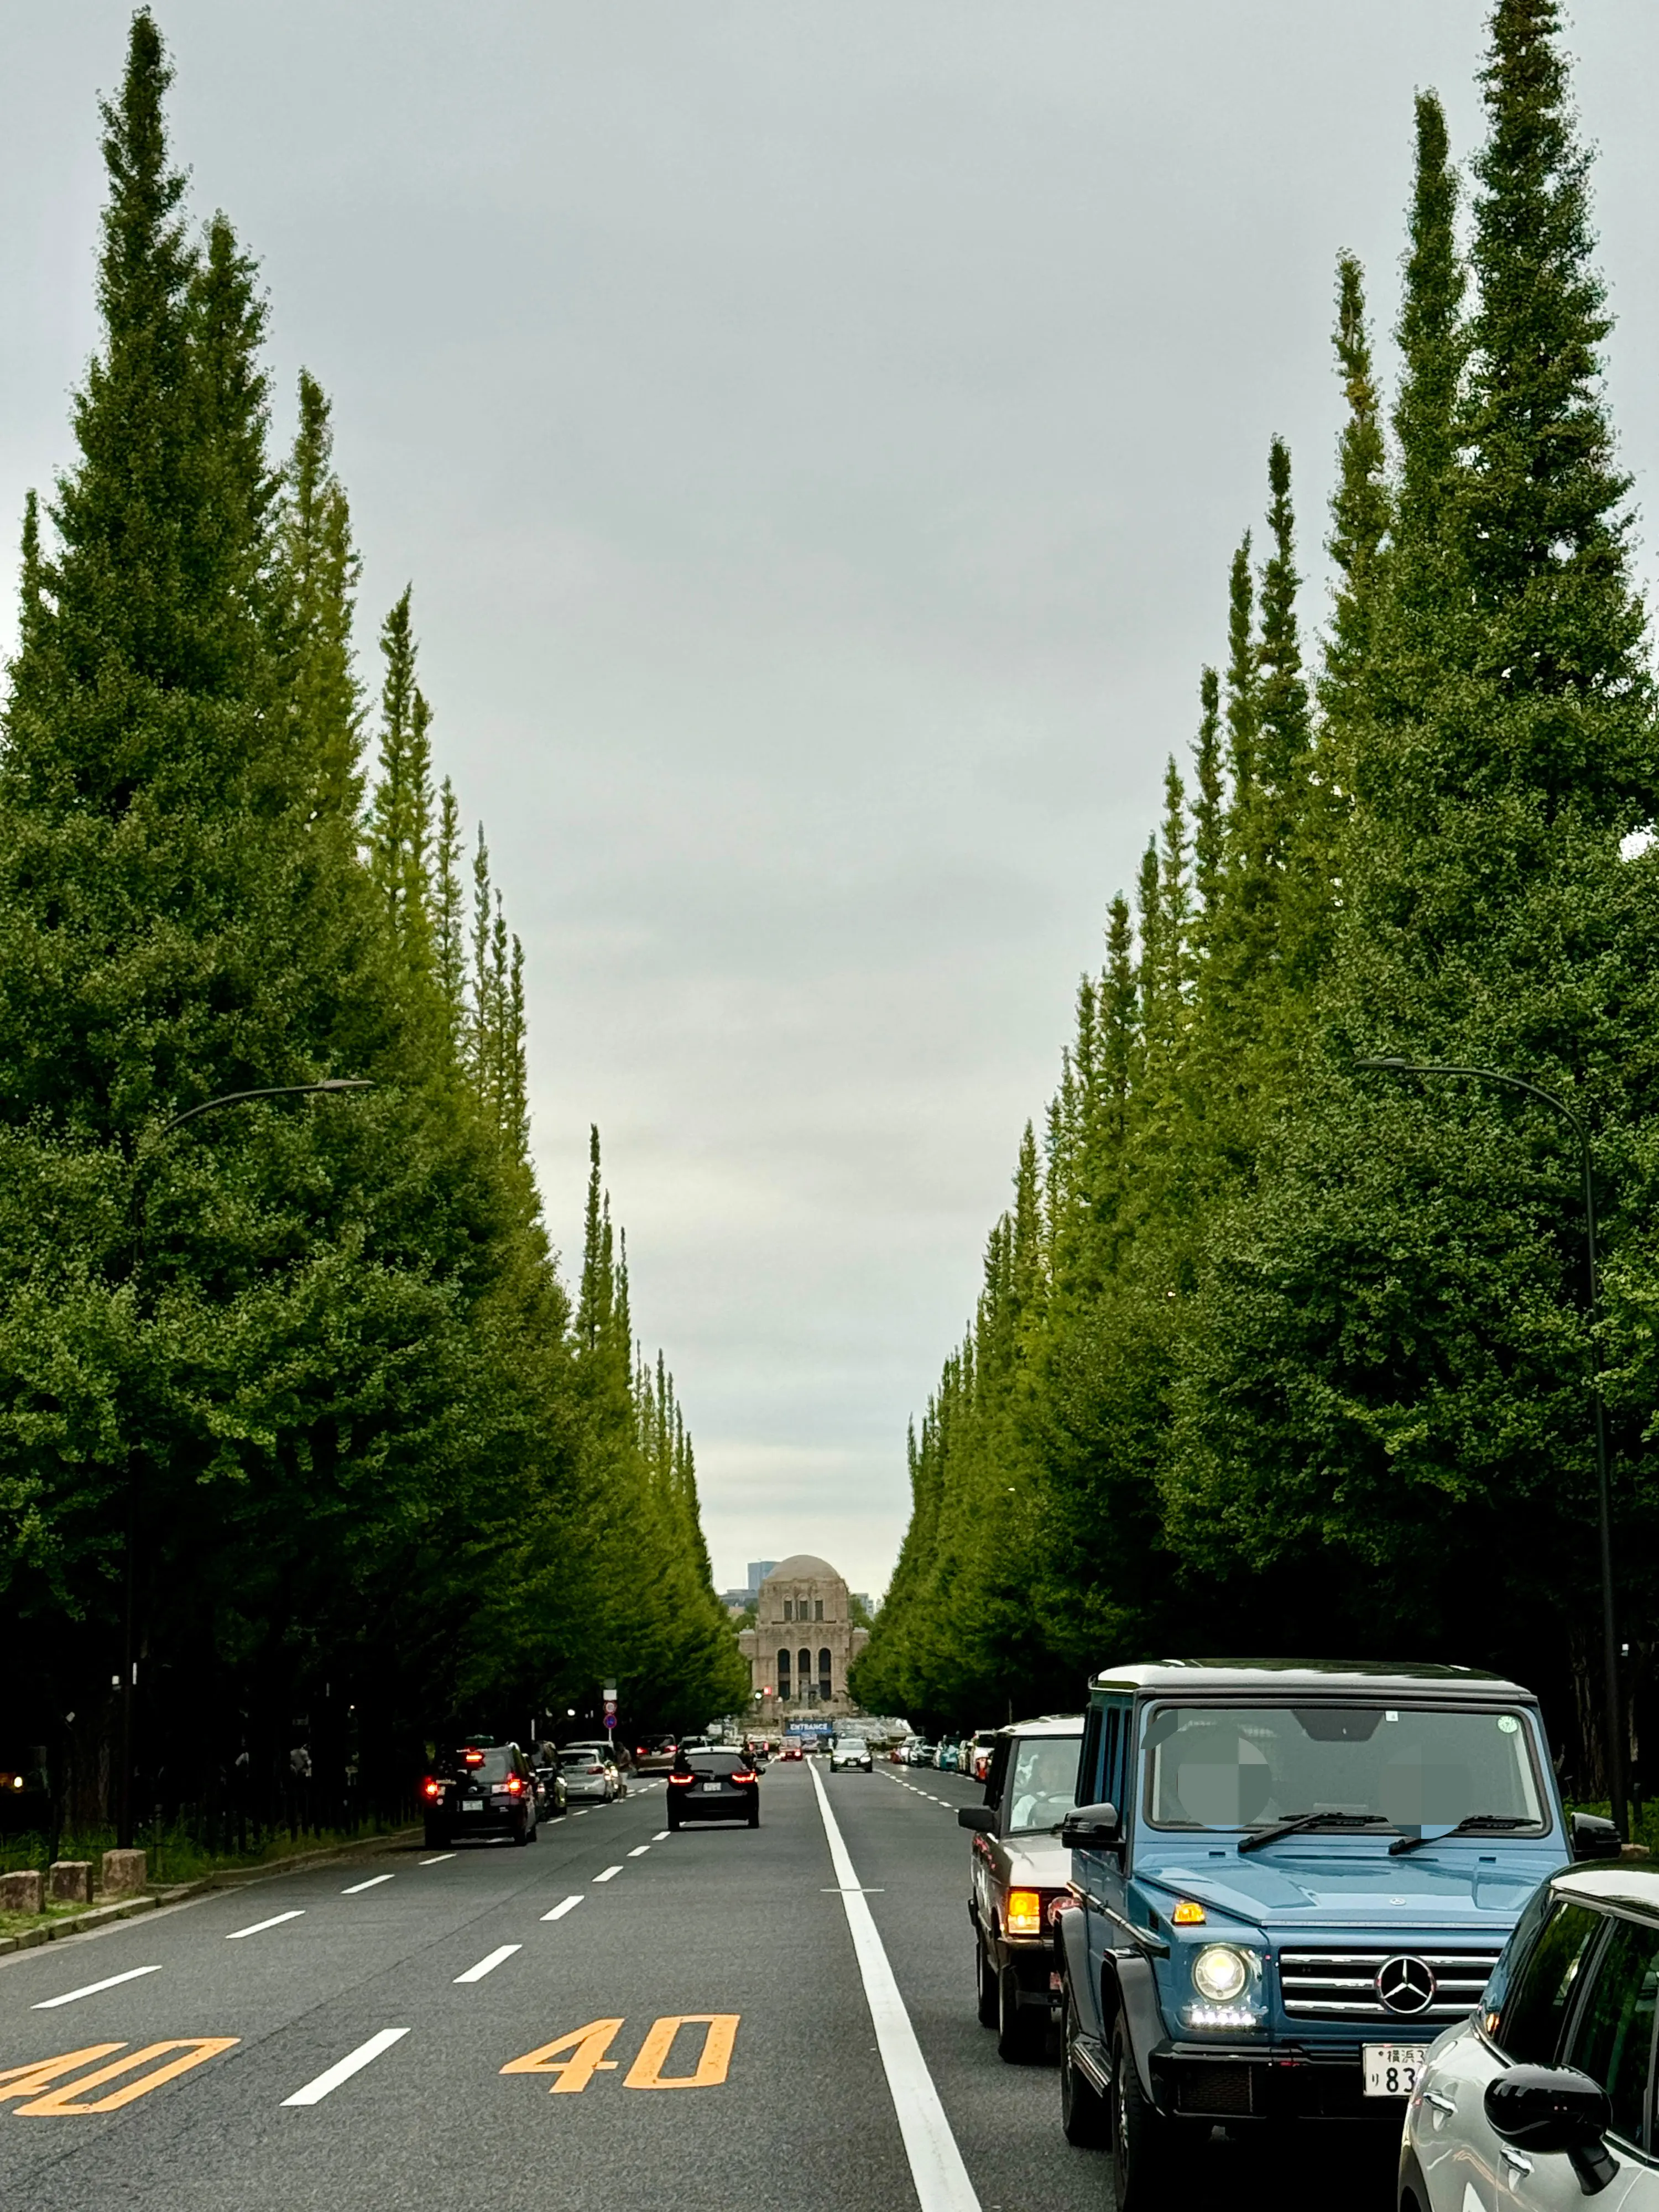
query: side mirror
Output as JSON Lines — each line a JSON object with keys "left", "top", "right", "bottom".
{"left": 1484, "top": 2067, "right": 1618, "bottom": 2194}
{"left": 956, "top": 1805, "right": 995, "bottom": 1834}
{"left": 1061, "top": 1801, "right": 1121, "bottom": 1850}
{"left": 1572, "top": 1812, "right": 1621, "bottom": 1860}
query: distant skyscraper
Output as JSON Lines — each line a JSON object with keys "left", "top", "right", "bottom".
{"left": 746, "top": 1560, "right": 779, "bottom": 1595}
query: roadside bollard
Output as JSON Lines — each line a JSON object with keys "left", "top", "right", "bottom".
{"left": 0, "top": 1869, "right": 44, "bottom": 1913}
{"left": 48, "top": 1861, "right": 93, "bottom": 1906}
{"left": 100, "top": 1848, "right": 147, "bottom": 1897}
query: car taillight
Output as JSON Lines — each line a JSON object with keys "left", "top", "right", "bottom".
{"left": 463, "top": 1750, "right": 484, "bottom": 1767}
{"left": 422, "top": 1778, "right": 441, "bottom": 1798}
{"left": 504, "top": 1775, "right": 524, "bottom": 1795}
{"left": 669, "top": 1772, "right": 693, "bottom": 1786}
{"left": 1006, "top": 1889, "right": 1044, "bottom": 1937}
{"left": 731, "top": 1770, "right": 757, "bottom": 1786}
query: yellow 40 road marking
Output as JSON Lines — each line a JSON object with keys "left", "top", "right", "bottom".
{"left": 502, "top": 2015, "right": 739, "bottom": 2094}
{"left": 0, "top": 2041, "right": 238, "bottom": 2115}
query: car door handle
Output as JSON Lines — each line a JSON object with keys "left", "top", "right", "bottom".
{"left": 1423, "top": 2091, "right": 1457, "bottom": 2115}
{"left": 1501, "top": 2147, "right": 1533, "bottom": 2177}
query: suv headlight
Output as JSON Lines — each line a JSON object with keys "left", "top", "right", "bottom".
{"left": 1182, "top": 1943, "right": 1265, "bottom": 2030}
{"left": 1192, "top": 1945, "right": 1248, "bottom": 2003}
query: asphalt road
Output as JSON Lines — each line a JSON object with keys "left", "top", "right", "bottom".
{"left": 0, "top": 1761, "right": 1396, "bottom": 2211}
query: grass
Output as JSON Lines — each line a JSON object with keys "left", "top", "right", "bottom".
{"left": 0, "top": 1812, "right": 414, "bottom": 1893}
{"left": 0, "top": 1900, "right": 90, "bottom": 1940}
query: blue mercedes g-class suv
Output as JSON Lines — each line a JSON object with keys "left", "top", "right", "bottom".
{"left": 1054, "top": 1661, "right": 1618, "bottom": 2207}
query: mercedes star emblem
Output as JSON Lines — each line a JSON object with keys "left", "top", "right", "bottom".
{"left": 1376, "top": 1955, "right": 1437, "bottom": 2016}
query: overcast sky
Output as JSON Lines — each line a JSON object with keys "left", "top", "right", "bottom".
{"left": 4, "top": 4, "right": 1658, "bottom": 1599}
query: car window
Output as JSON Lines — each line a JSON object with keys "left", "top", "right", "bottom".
{"left": 453, "top": 1748, "right": 510, "bottom": 1782}
{"left": 1005, "top": 1735, "right": 1081, "bottom": 1834}
{"left": 687, "top": 1751, "right": 745, "bottom": 1774}
{"left": 1490, "top": 1899, "right": 1604, "bottom": 2064}
{"left": 1142, "top": 1703, "right": 1544, "bottom": 1831}
{"left": 1564, "top": 1914, "right": 1659, "bottom": 2148}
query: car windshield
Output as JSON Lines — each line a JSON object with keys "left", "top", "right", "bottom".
{"left": 561, "top": 1749, "right": 607, "bottom": 1768}
{"left": 1142, "top": 1703, "right": 1546, "bottom": 1832}
{"left": 1005, "top": 1734, "right": 1082, "bottom": 1833}
{"left": 452, "top": 1747, "right": 511, "bottom": 1782}
{"left": 687, "top": 1751, "right": 745, "bottom": 1774}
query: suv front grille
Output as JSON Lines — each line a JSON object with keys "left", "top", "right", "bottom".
{"left": 1277, "top": 1949, "right": 1501, "bottom": 2022}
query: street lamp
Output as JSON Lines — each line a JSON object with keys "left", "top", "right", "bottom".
{"left": 1355, "top": 1057, "right": 1624, "bottom": 1839}
{"left": 117, "top": 1078, "right": 375, "bottom": 1848}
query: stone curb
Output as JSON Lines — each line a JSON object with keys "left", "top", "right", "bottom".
{"left": 0, "top": 1826, "right": 419, "bottom": 1957}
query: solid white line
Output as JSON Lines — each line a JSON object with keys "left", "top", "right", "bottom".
{"left": 592, "top": 1865, "right": 622, "bottom": 1883}
{"left": 227, "top": 1910, "right": 305, "bottom": 1940}
{"left": 627, "top": 1845, "right": 650, "bottom": 1858}
{"left": 33, "top": 1964, "right": 162, "bottom": 2009}
{"left": 454, "top": 1943, "right": 520, "bottom": 1984}
{"left": 281, "top": 2027, "right": 410, "bottom": 2106}
{"left": 419, "top": 1853, "right": 455, "bottom": 1866}
{"left": 541, "top": 1896, "right": 583, "bottom": 1922}
{"left": 341, "top": 1873, "right": 394, "bottom": 1895}
{"left": 653, "top": 1831, "right": 671, "bottom": 1842}
{"left": 809, "top": 1760, "right": 981, "bottom": 2212}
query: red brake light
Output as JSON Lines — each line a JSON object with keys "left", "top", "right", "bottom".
{"left": 670, "top": 1770, "right": 693, "bottom": 1785}
{"left": 731, "top": 1769, "right": 757, "bottom": 1786}
{"left": 504, "top": 1775, "right": 524, "bottom": 1795}
{"left": 422, "top": 1777, "right": 441, "bottom": 1798}
{"left": 463, "top": 1750, "right": 484, "bottom": 1766}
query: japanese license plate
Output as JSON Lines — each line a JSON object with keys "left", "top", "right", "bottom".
{"left": 703, "top": 1782, "right": 723, "bottom": 1792}
{"left": 462, "top": 1801, "right": 485, "bottom": 1814}
{"left": 1362, "top": 2044, "right": 1427, "bottom": 2097}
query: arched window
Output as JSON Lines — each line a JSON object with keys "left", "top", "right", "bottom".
{"left": 818, "top": 1647, "right": 832, "bottom": 1700}
{"left": 777, "top": 1648, "right": 791, "bottom": 1698}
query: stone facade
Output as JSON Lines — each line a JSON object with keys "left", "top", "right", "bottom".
{"left": 737, "top": 1554, "right": 869, "bottom": 1724}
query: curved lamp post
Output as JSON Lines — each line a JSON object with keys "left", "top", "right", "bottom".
{"left": 116, "top": 1079, "right": 375, "bottom": 1849}
{"left": 1355, "top": 1057, "right": 1624, "bottom": 1840}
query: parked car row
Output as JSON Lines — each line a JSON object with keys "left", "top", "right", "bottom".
{"left": 420, "top": 1732, "right": 633, "bottom": 1847}
{"left": 898, "top": 1732, "right": 995, "bottom": 1778}
{"left": 953, "top": 1661, "right": 1632, "bottom": 2212}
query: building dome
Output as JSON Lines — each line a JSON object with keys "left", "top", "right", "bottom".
{"left": 761, "top": 1554, "right": 841, "bottom": 1584}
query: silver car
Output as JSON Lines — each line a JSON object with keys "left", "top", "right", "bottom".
{"left": 957, "top": 1714, "right": 1083, "bottom": 2061}
{"left": 559, "top": 1743, "right": 625, "bottom": 1802}
{"left": 830, "top": 1736, "right": 873, "bottom": 1772}
{"left": 1400, "top": 1861, "right": 1655, "bottom": 2212}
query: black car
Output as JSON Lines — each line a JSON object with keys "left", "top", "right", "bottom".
{"left": 667, "top": 1747, "right": 760, "bottom": 1830}
{"left": 421, "top": 1739, "right": 538, "bottom": 1847}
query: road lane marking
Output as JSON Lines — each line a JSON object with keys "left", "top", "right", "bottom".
{"left": 419, "top": 1853, "right": 455, "bottom": 1866}
{"left": 541, "top": 1896, "right": 583, "bottom": 1922}
{"left": 341, "top": 1873, "right": 394, "bottom": 1894}
{"left": 227, "top": 1910, "right": 305, "bottom": 1940}
{"left": 627, "top": 1845, "right": 650, "bottom": 1858}
{"left": 0, "top": 2047, "right": 124, "bottom": 2100}
{"left": 808, "top": 1759, "right": 981, "bottom": 2212}
{"left": 653, "top": 1831, "right": 670, "bottom": 1841}
{"left": 455, "top": 1944, "right": 521, "bottom": 1984}
{"left": 624, "top": 2015, "right": 739, "bottom": 2090}
{"left": 33, "top": 1966, "right": 163, "bottom": 2010}
{"left": 9, "top": 2039, "right": 238, "bottom": 2115}
{"left": 281, "top": 2028, "right": 409, "bottom": 2106}
{"left": 502, "top": 2020, "right": 623, "bottom": 2093}
{"left": 592, "top": 1865, "right": 622, "bottom": 1882}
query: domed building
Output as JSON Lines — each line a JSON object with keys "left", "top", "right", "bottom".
{"left": 737, "top": 1554, "right": 869, "bottom": 1723}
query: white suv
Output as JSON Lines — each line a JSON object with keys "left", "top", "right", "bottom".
{"left": 1401, "top": 1860, "right": 1653, "bottom": 2211}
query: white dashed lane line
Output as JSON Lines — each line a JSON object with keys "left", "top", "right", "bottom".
{"left": 455, "top": 1945, "right": 520, "bottom": 1984}
{"left": 541, "top": 1896, "right": 583, "bottom": 1922}
{"left": 652, "top": 1831, "right": 670, "bottom": 1841}
{"left": 281, "top": 2028, "right": 409, "bottom": 2107}
{"left": 227, "top": 1910, "right": 305, "bottom": 1940}
{"left": 33, "top": 1964, "right": 163, "bottom": 2010}
{"left": 592, "top": 1865, "right": 623, "bottom": 1884}
{"left": 627, "top": 1845, "right": 650, "bottom": 1858}
{"left": 419, "top": 1853, "right": 455, "bottom": 1866}
{"left": 341, "top": 1873, "right": 394, "bottom": 1895}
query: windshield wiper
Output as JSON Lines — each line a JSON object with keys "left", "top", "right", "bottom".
{"left": 1389, "top": 1814, "right": 1537, "bottom": 1856}
{"left": 1238, "top": 1812, "right": 1397, "bottom": 1854}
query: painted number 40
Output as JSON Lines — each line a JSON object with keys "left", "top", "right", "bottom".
{"left": 503, "top": 2015, "right": 738, "bottom": 2094}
